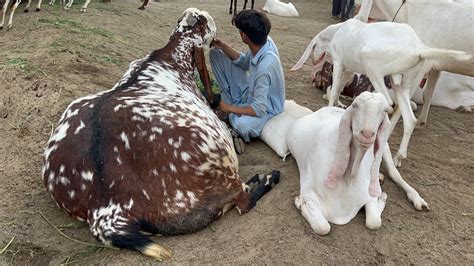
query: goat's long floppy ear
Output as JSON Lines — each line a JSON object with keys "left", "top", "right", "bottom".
{"left": 368, "top": 113, "right": 391, "bottom": 197}
{"left": 325, "top": 105, "right": 354, "bottom": 189}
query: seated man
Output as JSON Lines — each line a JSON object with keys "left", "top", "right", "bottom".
{"left": 210, "top": 10, "right": 285, "bottom": 154}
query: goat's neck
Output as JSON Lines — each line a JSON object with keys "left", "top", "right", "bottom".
{"left": 344, "top": 138, "right": 368, "bottom": 179}
{"left": 158, "top": 32, "right": 200, "bottom": 77}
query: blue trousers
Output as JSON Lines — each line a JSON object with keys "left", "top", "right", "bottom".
{"left": 209, "top": 48, "right": 269, "bottom": 142}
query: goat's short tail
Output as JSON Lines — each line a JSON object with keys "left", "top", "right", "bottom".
{"left": 421, "top": 48, "right": 472, "bottom": 62}
{"left": 91, "top": 219, "right": 172, "bottom": 261}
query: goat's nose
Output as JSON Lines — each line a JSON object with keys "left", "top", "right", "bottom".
{"left": 361, "top": 130, "right": 375, "bottom": 138}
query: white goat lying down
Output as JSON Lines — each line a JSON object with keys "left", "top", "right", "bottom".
{"left": 291, "top": 19, "right": 471, "bottom": 166}
{"left": 262, "top": 0, "right": 299, "bottom": 17}
{"left": 288, "top": 92, "right": 428, "bottom": 235}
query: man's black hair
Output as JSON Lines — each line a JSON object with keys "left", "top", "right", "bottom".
{"left": 232, "top": 10, "right": 271, "bottom": 46}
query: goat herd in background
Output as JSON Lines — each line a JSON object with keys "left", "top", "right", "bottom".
{"left": 0, "top": 0, "right": 150, "bottom": 30}
{"left": 0, "top": 0, "right": 470, "bottom": 261}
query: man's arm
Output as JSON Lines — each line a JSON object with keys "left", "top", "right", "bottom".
{"left": 219, "top": 101, "right": 257, "bottom": 117}
{"left": 211, "top": 38, "right": 240, "bottom": 60}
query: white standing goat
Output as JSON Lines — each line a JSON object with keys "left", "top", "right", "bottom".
{"left": 291, "top": 19, "right": 471, "bottom": 166}
{"left": 288, "top": 92, "right": 427, "bottom": 235}
{"left": 358, "top": 0, "right": 474, "bottom": 126}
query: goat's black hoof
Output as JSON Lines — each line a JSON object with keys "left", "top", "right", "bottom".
{"left": 0, "top": 26, "right": 3, "bottom": 30}
{"left": 271, "top": 170, "right": 281, "bottom": 185}
{"left": 24, "top": 9, "right": 29, "bottom": 13}
{"left": 138, "top": 6, "right": 145, "bottom": 10}
{"left": 36, "top": 8, "right": 41, "bottom": 12}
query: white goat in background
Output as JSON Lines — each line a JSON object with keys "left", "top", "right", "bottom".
{"left": 358, "top": 0, "right": 474, "bottom": 126}
{"left": 262, "top": 0, "right": 299, "bottom": 17}
{"left": 291, "top": 19, "right": 471, "bottom": 167}
{"left": 288, "top": 92, "right": 428, "bottom": 235}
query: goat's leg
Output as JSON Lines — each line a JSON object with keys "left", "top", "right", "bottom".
{"left": 364, "top": 192, "right": 387, "bottom": 230}
{"left": 36, "top": 0, "right": 43, "bottom": 11}
{"left": 6, "top": 0, "right": 20, "bottom": 30}
{"left": 234, "top": 170, "right": 281, "bottom": 214}
{"left": 234, "top": 0, "right": 237, "bottom": 15}
{"left": 80, "top": 0, "right": 90, "bottom": 12}
{"left": 25, "top": 0, "right": 32, "bottom": 12}
{"left": 64, "top": 0, "right": 73, "bottom": 9}
{"left": 389, "top": 105, "right": 401, "bottom": 134}
{"left": 294, "top": 195, "right": 330, "bottom": 235}
{"left": 1, "top": 0, "right": 10, "bottom": 30}
{"left": 416, "top": 70, "right": 440, "bottom": 127}
{"left": 328, "top": 62, "right": 352, "bottom": 108}
{"left": 392, "top": 84, "right": 416, "bottom": 167}
{"left": 251, "top": 0, "right": 255, "bottom": 9}
{"left": 243, "top": 0, "right": 248, "bottom": 9}
{"left": 382, "top": 145, "right": 429, "bottom": 210}
{"left": 366, "top": 73, "right": 394, "bottom": 110}
{"left": 138, "top": 0, "right": 148, "bottom": 10}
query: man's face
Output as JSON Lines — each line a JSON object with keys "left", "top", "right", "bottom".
{"left": 239, "top": 30, "right": 249, "bottom": 45}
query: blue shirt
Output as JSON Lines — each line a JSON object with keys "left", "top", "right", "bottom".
{"left": 231, "top": 37, "right": 286, "bottom": 118}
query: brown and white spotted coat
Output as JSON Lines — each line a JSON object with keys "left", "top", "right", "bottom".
{"left": 43, "top": 8, "right": 279, "bottom": 260}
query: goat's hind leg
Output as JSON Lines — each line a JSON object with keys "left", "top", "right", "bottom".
{"left": 234, "top": 170, "right": 281, "bottom": 214}
{"left": 328, "top": 62, "right": 353, "bottom": 108}
{"left": 382, "top": 145, "right": 429, "bottom": 211}
{"left": 416, "top": 70, "right": 440, "bottom": 127}
{"left": 294, "top": 195, "right": 330, "bottom": 235}
{"left": 365, "top": 192, "right": 387, "bottom": 230}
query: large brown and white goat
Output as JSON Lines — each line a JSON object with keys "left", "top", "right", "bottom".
{"left": 43, "top": 8, "right": 280, "bottom": 260}
{"left": 0, "top": 0, "right": 42, "bottom": 30}
{"left": 229, "top": 0, "right": 255, "bottom": 15}
{"left": 288, "top": 92, "right": 428, "bottom": 235}
{"left": 291, "top": 19, "right": 471, "bottom": 167}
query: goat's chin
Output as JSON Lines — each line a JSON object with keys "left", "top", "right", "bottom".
{"left": 357, "top": 139, "right": 374, "bottom": 150}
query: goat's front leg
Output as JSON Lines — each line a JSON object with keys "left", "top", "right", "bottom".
{"left": 6, "top": 0, "right": 20, "bottom": 30}
{"left": 243, "top": 0, "right": 248, "bottom": 9}
{"left": 328, "top": 62, "right": 352, "bottom": 108}
{"left": 195, "top": 47, "right": 221, "bottom": 109}
{"left": 382, "top": 145, "right": 429, "bottom": 211}
{"left": 366, "top": 72, "right": 394, "bottom": 111}
{"left": 294, "top": 195, "right": 330, "bottom": 235}
{"left": 80, "top": 0, "right": 91, "bottom": 12}
{"left": 364, "top": 192, "right": 387, "bottom": 230}
{"left": 0, "top": 0, "right": 11, "bottom": 30}
{"left": 416, "top": 70, "right": 440, "bottom": 127}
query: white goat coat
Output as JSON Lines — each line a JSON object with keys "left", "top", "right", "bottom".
{"left": 262, "top": 0, "right": 299, "bottom": 17}
{"left": 288, "top": 107, "right": 374, "bottom": 224}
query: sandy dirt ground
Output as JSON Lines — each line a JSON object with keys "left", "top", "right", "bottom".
{"left": 0, "top": 0, "right": 472, "bottom": 264}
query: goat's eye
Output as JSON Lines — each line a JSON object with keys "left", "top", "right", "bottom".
{"left": 352, "top": 103, "right": 358, "bottom": 108}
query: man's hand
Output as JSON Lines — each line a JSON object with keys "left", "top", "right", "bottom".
{"left": 211, "top": 38, "right": 240, "bottom": 61}
{"left": 211, "top": 38, "right": 225, "bottom": 50}
{"left": 219, "top": 100, "right": 232, "bottom": 113}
